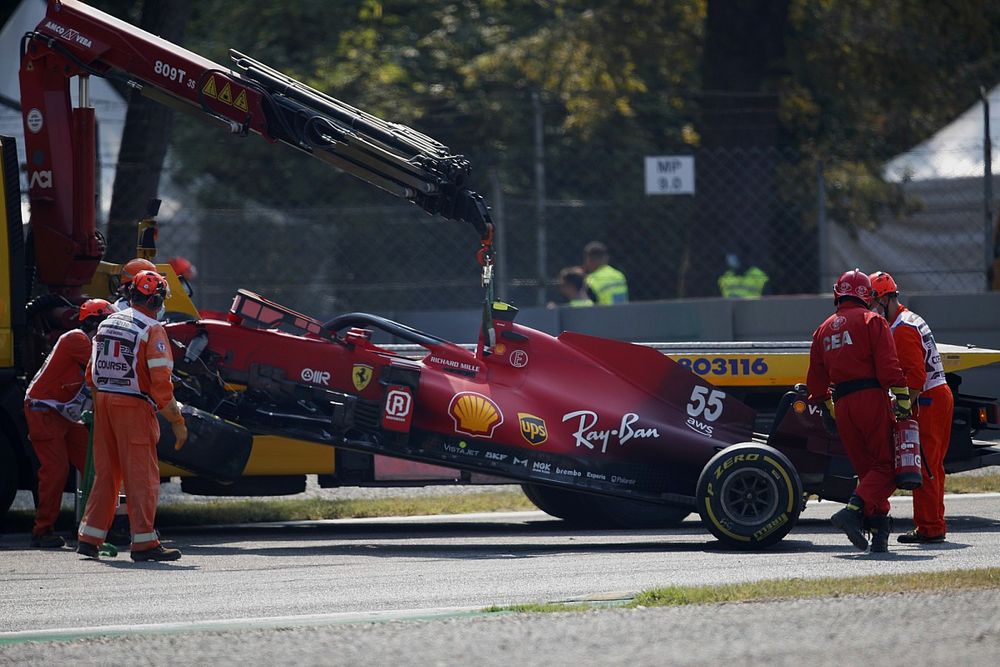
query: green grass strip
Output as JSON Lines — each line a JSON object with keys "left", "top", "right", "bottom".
{"left": 631, "top": 567, "right": 1000, "bottom": 607}
{"left": 1, "top": 490, "right": 537, "bottom": 532}
{"left": 153, "top": 491, "right": 537, "bottom": 526}
{"left": 485, "top": 568, "right": 1000, "bottom": 614}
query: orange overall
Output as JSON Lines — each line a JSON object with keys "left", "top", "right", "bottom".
{"left": 23, "top": 329, "right": 91, "bottom": 537}
{"left": 78, "top": 308, "right": 175, "bottom": 552}
{"left": 890, "top": 306, "right": 954, "bottom": 537}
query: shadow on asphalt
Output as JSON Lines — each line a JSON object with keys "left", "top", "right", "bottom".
{"left": 3, "top": 514, "right": 994, "bottom": 560}
{"left": 833, "top": 552, "right": 937, "bottom": 562}
{"left": 72, "top": 557, "right": 200, "bottom": 571}
{"left": 157, "top": 527, "right": 869, "bottom": 560}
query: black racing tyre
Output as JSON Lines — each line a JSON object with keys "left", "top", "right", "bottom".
{"left": 695, "top": 442, "right": 802, "bottom": 549}
{"left": 0, "top": 436, "right": 19, "bottom": 516}
{"left": 591, "top": 495, "right": 691, "bottom": 529}
{"left": 520, "top": 483, "right": 600, "bottom": 525}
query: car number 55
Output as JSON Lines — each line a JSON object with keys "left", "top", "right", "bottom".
{"left": 687, "top": 385, "right": 725, "bottom": 422}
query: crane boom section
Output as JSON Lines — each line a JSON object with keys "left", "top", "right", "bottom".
{"left": 20, "top": 0, "right": 491, "bottom": 293}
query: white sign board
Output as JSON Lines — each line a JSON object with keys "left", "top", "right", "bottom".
{"left": 644, "top": 155, "right": 695, "bottom": 195}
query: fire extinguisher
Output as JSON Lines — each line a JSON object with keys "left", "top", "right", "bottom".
{"left": 893, "top": 418, "right": 923, "bottom": 490}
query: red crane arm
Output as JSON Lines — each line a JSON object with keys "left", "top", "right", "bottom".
{"left": 20, "top": 0, "right": 492, "bottom": 295}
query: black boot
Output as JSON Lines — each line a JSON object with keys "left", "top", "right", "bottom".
{"left": 867, "top": 514, "right": 892, "bottom": 553}
{"left": 830, "top": 494, "right": 868, "bottom": 551}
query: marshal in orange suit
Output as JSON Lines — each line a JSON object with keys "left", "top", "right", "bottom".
{"left": 870, "top": 271, "right": 954, "bottom": 543}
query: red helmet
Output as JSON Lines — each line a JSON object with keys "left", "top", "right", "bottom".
{"left": 869, "top": 271, "right": 898, "bottom": 299}
{"left": 168, "top": 256, "right": 197, "bottom": 281}
{"left": 833, "top": 269, "right": 873, "bottom": 306}
{"left": 131, "top": 270, "right": 168, "bottom": 298}
{"left": 78, "top": 298, "right": 113, "bottom": 324}
{"left": 120, "top": 258, "right": 157, "bottom": 286}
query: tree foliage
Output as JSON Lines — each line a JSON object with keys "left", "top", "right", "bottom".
{"left": 75, "top": 0, "right": 1000, "bottom": 296}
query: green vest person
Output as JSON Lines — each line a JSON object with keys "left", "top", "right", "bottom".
{"left": 718, "top": 254, "right": 769, "bottom": 299}
{"left": 582, "top": 241, "right": 629, "bottom": 305}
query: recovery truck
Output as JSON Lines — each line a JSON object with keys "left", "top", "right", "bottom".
{"left": 3, "top": 0, "right": 1000, "bottom": 545}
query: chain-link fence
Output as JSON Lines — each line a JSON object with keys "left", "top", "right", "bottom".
{"left": 84, "top": 109, "right": 997, "bottom": 318}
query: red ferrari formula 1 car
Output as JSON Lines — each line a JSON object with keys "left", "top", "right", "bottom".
{"left": 162, "top": 289, "right": 877, "bottom": 550}
{"left": 11, "top": 0, "right": 1000, "bottom": 547}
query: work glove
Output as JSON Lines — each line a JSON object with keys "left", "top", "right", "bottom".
{"left": 160, "top": 399, "right": 188, "bottom": 450}
{"left": 890, "top": 386, "right": 912, "bottom": 419}
{"left": 821, "top": 398, "right": 837, "bottom": 434}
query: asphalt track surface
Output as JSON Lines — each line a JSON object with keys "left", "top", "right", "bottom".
{"left": 2, "top": 493, "right": 1000, "bottom": 665}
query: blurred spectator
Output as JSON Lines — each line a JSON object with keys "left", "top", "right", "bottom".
{"left": 552, "top": 266, "right": 594, "bottom": 308}
{"left": 718, "top": 251, "right": 770, "bottom": 298}
{"left": 582, "top": 241, "right": 629, "bottom": 305}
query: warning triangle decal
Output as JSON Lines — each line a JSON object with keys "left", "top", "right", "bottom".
{"left": 218, "top": 82, "right": 233, "bottom": 105}
{"left": 202, "top": 76, "right": 218, "bottom": 98}
{"left": 233, "top": 89, "right": 248, "bottom": 112}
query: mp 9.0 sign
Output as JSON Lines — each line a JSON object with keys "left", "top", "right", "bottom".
{"left": 644, "top": 155, "right": 695, "bottom": 195}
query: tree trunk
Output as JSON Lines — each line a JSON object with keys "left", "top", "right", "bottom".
{"left": 104, "top": 0, "right": 192, "bottom": 262}
{"left": 682, "top": 0, "right": 789, "bottom": 297}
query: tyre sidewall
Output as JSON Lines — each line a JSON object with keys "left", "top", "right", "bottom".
{"left": 696, "top": 443, "right": 802, "bottom": 549}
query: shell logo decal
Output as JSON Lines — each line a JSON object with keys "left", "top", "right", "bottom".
{"left": 448, "top": 392, "right": 503, "bottom": 438}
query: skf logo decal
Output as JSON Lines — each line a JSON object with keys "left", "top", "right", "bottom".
{"left": 449, "top": 392, "right": 503, "bottom": 438}
{"left": 352, "top": 364, "right": 373, "bottom": 391}
{"left": 518, "top": 413, "right": 547, "bottom": 446}
{"left": 300, "top": 368, "right": 331, "bottom": 385}
{"left": 383, "top": 386, "right": 413, "bottom": 432}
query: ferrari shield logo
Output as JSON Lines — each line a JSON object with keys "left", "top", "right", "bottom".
{"left": 352, "top": 364, "right": 373, "bottom": 391}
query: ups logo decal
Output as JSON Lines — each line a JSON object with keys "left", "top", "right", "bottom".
{"left": 518, "top": 413, "right": 547, "bottom": 446}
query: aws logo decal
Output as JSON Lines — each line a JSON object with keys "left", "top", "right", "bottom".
{"left": 448, "top": 392, "right": 503, "bottom": 438}
{"left": 518, "top": 413, "right": 548, "bottom": 446}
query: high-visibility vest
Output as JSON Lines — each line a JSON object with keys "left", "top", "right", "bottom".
{"left": 718, "top": 267, "right": 769, "bottom": 299}
{"left": 91, "top": 307, "right": 160, "bottom": 401}
{"left": 568, "top": 297, "right": 594, "bottom": 307}
{"left": 586, "top": 265, "right": 629, "bottom": 305}
{"left": 890, "top": 308, "right": 947, "bottom": 392}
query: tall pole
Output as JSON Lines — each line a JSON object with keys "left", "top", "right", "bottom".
{"left": 533, "top": 90, "right": 547, "bottom": 306}
{"left": 816, "top": 159, "right": 828, "bottom": 293}
{"left": 489, "top": 167, "right": 508, "bottom": 302}
{"left": 982, "top": 87, "right": 994, "bottom": 291}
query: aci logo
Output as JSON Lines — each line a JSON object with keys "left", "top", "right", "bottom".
{"left": 518, "top": 413, "right": 547, "bottom": 446}
{"left": 449, "top": 392, "right": 503, "bottom": 438}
